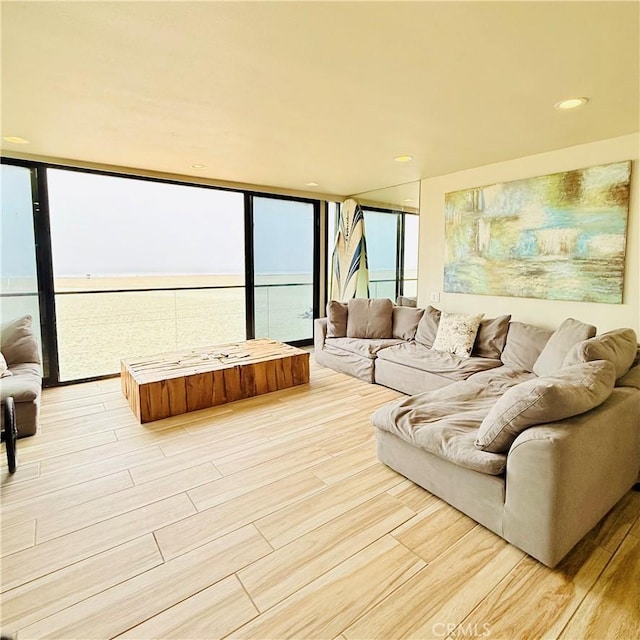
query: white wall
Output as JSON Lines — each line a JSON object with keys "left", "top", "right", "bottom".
{"left": 418, "top": 134, "right": 640, "bottom": 333}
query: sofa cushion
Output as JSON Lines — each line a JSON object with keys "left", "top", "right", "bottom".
{"left": 326, "top": 301, "right": 348, "bottom": 338}
{"left": 467, "top": 366, "right": 536, "bottom": 394}
{"left": 1, "top": 315, "right": 41, "bottom": 367}
{"left": 0, "top": 352, "right": 11, "bottom": 378}
{"left": 376, "top": 342, "right": 502, "bottom": 380}
{"left": 432, "top": 312, "right": 484, "bottom": 358}
{"left": 475, "top": 360, "right": 616, "bottom": 454}
{"left": 392, "top": 306, "right": 424, "bottom": 340}
{"left": 346, "top": 298, "right": 393, "bottom": 339}
{"left": 396, "top": 295, "right": 417, "bottom": 308}
{"left": 316, "top": 345, "right": 376, "bottom": 383}
{"left": 0, "top": 362, "right": 42, "bottom": 403}
{"left": 325, "top": 337, "right": 404, "bottom": 360}
{"left": 501, "top": 321, "right": 554, "bottom": 372}
{"left": 533, "top": 318, "right": 597, "bottom": 376}
{"left": 414, "top": 305, "right": 441, "bottom": 348}
{"left": 563, "top": 328, "right": 637, "bottom": 380}
{"left": 371, "top": 381, "right": 507, "bottom": 475}
{"left": 472, "top": 315, "right": 511, "bottom": 359}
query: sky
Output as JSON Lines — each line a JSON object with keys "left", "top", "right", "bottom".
{"left": 2, "top": 165, "right": 415, "bottom": 283}
{"left": 1, "top": 164, "right": 38, "bottom": 283}
{"left": 46, "top": 169, "right": 314, "bottom": 277}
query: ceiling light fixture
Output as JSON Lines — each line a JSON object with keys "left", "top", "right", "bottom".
{"left": 554, "top": 97, "right": 589, "bottom": 110}
{"left": 3, "top": 136, "right": 30, "bottom": 144}
{"left": 394, "top": 155, "right": 413, "bottom": 163}
{"left": 191, "top": 164, "right": 206, "bottom": 169}
{"left": 305, "top": 182, "right": 319, "bottom": 187}
{"left": 403, "top": 198, "right": 414, "bottom": 203}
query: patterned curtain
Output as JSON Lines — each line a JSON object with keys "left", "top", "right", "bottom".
{"left": 329, "top": 198, "right": 369, "bottom": 301}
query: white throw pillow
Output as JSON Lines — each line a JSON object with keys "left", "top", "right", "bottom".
{"left": 432, "top": 312, "right": 484, "bottom": 358}
{"left": 475, "top": 360, "right": 616, "bottom": 453}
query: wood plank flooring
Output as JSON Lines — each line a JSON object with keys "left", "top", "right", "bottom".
{"left": 1, "top": 357, "right": 639, "bottom": 639}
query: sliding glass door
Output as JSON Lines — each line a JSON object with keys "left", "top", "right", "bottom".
{"left": 0, "top": 164, "right": 42, "bottom": 356}
{"left": 47, "top": 169, "right": 246, "bottom": 381}
{"left": 252, "top": 196, "right": 318, "bottom": 343}
{"left": 3, "top": 160, "right": 323, "bottom": 384}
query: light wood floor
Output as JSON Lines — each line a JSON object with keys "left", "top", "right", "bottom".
{"left": 1, "top": 358, "right": 639, "bottom": 639}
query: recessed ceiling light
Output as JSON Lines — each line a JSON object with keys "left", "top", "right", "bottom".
{"left": 191, "top": 164, "right": 206, "bottom": 169}
{"left": 394, "top": 155, "right": 414, "bottom": 163}
{"left": 305, "top": 182, "right": 319, "bottom": 187}
{"left": 403, "top": 198, "right": 414, "bottom": 203}
{"left": 554, "top": 97, "right": 589, "bottom": 110}
{"left": 3, "top": 136, "right": 30, "bottom": 144}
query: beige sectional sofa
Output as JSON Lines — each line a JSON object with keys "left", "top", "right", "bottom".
{"left": 314, "top": 300, "right": 640, "bottom": 567}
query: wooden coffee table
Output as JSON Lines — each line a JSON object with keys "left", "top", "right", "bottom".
{"left": 121, "top": 338, "right": 310, "bottom": 423}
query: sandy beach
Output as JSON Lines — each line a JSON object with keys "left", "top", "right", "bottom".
{"left": 54, "top": 275, "right": 313, "bottom": 380}
{"left": 2, "top": 272, "right": 409, "bottom": 381}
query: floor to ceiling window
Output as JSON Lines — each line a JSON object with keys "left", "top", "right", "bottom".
{"left": 362, "top": 209, "right": 399, "bottom": 300}
{"left": 325, "top": 202, "right": 418, "bottom": 303}
{"left": 2, "top": 160, "right": 323, "bottom": 384}
{"left": 358, "top": 207, "right": 418, "bottom": 301}
{"left": 0, "top": 164, "right": 43, "bottom": 359}
{"left": 253, "top": 196, "right": 317, "bottom": 343}
{"left": 47, "top": 169, "right": 246, "bottom": 381}
{"left": 3, "top": 158, "right": 414, "bottom": 384}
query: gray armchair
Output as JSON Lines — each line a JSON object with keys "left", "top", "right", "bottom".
{"left": 1, "top": 315, "right": 42, "bottom": 438}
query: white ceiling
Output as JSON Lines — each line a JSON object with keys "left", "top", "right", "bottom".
{"left": 1, "top": 1, "right": 638, "bottom": 198}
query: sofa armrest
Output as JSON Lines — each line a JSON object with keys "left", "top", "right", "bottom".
{"left": 503, "top": 387, "right": 640, "bottom": 567}
{"left": 617, "top": 363, "right": 640, "bottom": 390}
{"left": 314, "top": 318, "right": 328, "bottom": 353}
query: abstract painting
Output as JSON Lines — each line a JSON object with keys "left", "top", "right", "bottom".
{"left": 444, "top": 161, "right": 631, "bottom": 303}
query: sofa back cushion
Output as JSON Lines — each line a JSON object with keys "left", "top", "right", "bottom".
{"left": 414, "top": 305, "right": 441, "bottom": 348}
{"left": 396, "top": 295, "right": 417, "bottom": 308}
{"left": 346, "top": 298, "right": 393, "bottom": 339}
{"left": 563, "top": 328, "right": 637, "bottom": 380}
{"left": 392, "top": 306, "right": 424, "bottom": 340}
{"left": 432, "top": 312, "right": 484, "bottom": 358}
{"left": 475, "top": 360, "right": 616, "bottom": 453}
{"left": 501, "top": 321, "right": 554, "bottom": 372}
{"left": 533, "top": 318, "right": 597, "bottom": 376}
{"left": 472, "top": 315, "right": 512, "bottom": 359}
{"left": 1, "top": 315, "right": 41, "bottom": 366}
{"left": 326, "top": 301, "right": 348, "bottom": 338}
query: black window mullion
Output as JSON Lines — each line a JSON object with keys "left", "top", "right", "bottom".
{"left": 32, "top": 166, "right": 60, "bottom": 386}
{"left": 395, "top": 212, "right": 405, "bottom": 300}
{"left": 313, "top": 200, "right": 321, "bottom": 321}
{"left": 244, "top": 193, "right": 255, "bottom": 340}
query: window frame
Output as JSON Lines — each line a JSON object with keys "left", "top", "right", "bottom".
{"left": 1, "top": 158, "right": 323, "bottom": 385}
{"left": 336, "top": 203, "right": 417, "bottom": 303}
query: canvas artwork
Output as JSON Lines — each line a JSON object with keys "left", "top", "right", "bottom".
{"left": 444, "top": 161, "right": 632, "bottom": 304}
